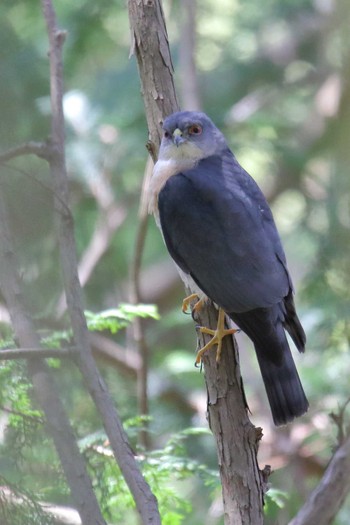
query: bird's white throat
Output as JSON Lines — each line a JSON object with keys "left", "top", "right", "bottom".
{"left": 147, "top": 157, "right": 198, "bottom": 218}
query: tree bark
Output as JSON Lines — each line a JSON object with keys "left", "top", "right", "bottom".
{"left": 127, "top": 1, "right": 267, "bottom": 523}
{"left": 128, "top": 0, "right": 180, "bottom": 158}
{"left": 289, "top": 435, "right": 350, "bottom": 525}
{"left": 41, "top": 1, "right": 161, "bottom": 523}
{"left": 197, "top": 307, "right": 265, "bottom": 524}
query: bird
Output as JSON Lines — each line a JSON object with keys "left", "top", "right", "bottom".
{"left": 148, "top": 110, "right": 309, "bottom": 426}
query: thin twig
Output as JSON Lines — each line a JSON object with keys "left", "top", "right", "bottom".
{"left": 288, "top": 435, "right": 350, "bottom": 525}
{"left": 0, "top": 141, "right": 51, "bottom": 164}
{"left": 330, "top": 396, "right": 350, "bottom": 446}
{"left": 0, "top": 487, "right": 82, "bottom": 525}
{"left": 41, "top": 0, "right": 160, "bottom": 522}
{"left": 0, "top": 347, "right": 74, "bottom": 360}
{"left": 55, "top": 166, "right": 127, "bottom": 317}
{"left": 0, "top": 405, "right": 45, "bottom": 424}
{"left": 129, "top": 157, "right": 153, "bottom": 449}
{"left": 0, "top": 173, "right": 106, "bottom": 525}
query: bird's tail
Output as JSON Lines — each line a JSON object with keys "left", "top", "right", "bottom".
{"left": 229, "top": 307, "right": 309, "bottom": 426}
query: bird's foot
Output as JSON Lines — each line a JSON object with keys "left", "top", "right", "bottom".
{"left": 195, "top": 308, "right": 238, "bottom": 365}
{"left": 182, "top": 293, "right": 205, "bottom": 314}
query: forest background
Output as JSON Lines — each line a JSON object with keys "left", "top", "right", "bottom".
{"left": 0, "top": 0, "right": 350, "bottom": 523}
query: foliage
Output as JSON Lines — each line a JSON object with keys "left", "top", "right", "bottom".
{"left": 0, "top": 0, "right": 350, "bottom": 523}
{"left": 85, "top": 304, "right": 160, "bottom": 334}
{"left": 80, "top": 424, "right": 218, "bottom": 524}
{"left": 0, "top": 476, "right": 56, "bottom": 525}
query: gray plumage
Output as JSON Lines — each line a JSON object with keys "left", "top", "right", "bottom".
{"left": 151, "top": 111, "right": 308, "bottom": 425}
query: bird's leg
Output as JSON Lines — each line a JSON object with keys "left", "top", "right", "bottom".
{"left": 195, "top": 308, "right": 238, "bottom": 365}
{"left": 182, "top": 293, "right": 205, "bottom": 314}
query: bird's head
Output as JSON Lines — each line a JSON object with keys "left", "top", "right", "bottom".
{"left": 158, "top": 111, "right": 227, "bottom": 162}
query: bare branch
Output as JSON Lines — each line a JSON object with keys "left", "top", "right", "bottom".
{"left": 41, "top": 0, "right": 160, "bottom": 522}
{"left": 128, "top": 157, "right": 153, "bottom": 449}
{"left": 0, "top": 141, "right": 51, "bottom": 164}
{"left": 0, "top": 182, "right": 106, "bottom": 525}
{"left": 89, "top": 332, "right": 140, "bottom": 376}
{"left": 289, "top": 435, "right": 350, "bottom": 525}
{"left": 0, "top": 347, "right": 74, "bottom": 360}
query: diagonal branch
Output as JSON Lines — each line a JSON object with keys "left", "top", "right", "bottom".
{"left": 0, "top": 187, "right": 106, "bottom": 525}
{"left": 289, "top": 434, "right": 350, "bottom": 525}
{"left": 0, "top": 347, "right": 74, "bottom": 360}
{"left": 41, "top": 0, "right": 160, "bottom": 523}
{"left": 0, "top": 141, "right": 51, "bottom": 163}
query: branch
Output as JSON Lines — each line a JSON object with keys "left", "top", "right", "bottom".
{"left": 128, "top": 157, "right": 153, "bottom": 449}
{"left": 127, "top": 1, "right": 266, "bottom": 523}
{"left": 0, "top": 183, "right": 106, "bottom": 525}
{"left": 0, "top": 347, "right": 74, "bottom": 360}
{"left": 89, "top": 332, "right": 140, "bottom": 376}
{"left": 41, "top": 1, "right": 160, "bottom": 523}
{"left": 289, "top": 435, "right": 350, "bottom": 525}
{"left": 0, "top": 487, "right": 82, "bottom": 525}
{"left": 56, "top": 167, "right": 127, "bottom": 316}
{"left": 0, "top": 141, "right": 51, "bottom": 163}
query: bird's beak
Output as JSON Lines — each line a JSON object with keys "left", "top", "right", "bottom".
{"left": 173, "top": 128, "right": 185, "bottom": 147}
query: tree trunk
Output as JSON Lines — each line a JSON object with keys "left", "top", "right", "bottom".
{"left": 127, "top": 1, "right": 267, "bottom": 523}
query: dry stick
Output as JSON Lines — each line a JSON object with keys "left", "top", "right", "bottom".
{"left": 56, "top": 170, "right": 127, "bottom": 317}
{"left": 288, "top": 435, "right": 350, "bottom": 525}
{"left": 129, "top": 157, "right": 153, "bottom": 449}
{"left": 127, "top": 1, "right": 266, "bottom": 524}
{"left": 0, "top": 347, "right": 74, "bottom": 360}
{"left": 41, "top": 0, "right": 160, "bottom": 523}
{"left": 0, "top": 141, "right": 50, "bottom": 163}
{"left": 0, "top": 196, "right": 106, "bottom": 525}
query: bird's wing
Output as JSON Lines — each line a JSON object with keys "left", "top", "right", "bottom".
{"left": 158, "top": 149, "right": 292, "bottom": 313}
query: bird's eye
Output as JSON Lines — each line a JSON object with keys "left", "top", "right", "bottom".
{"left": 164, "top": 130, "right": 170, "bottom": 139}
{"left": 188, "top": 124, "right": 202, "bottom": 135}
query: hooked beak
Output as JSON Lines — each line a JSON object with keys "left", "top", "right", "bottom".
{"left": 173, "top": 128, "right": 186, "bottom": 147}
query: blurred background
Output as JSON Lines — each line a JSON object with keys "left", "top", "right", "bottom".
{"left": 0, "top": 0, "right": 350, "bottom": 523}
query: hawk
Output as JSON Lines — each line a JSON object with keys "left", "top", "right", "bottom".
{"left": 148, "top": 111, "right": 308, "bottom": 426}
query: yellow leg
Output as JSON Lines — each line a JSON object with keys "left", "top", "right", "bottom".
{"left": 182, "top": 293, "right": 205, "bottom": 314}
{"left": 195, "top": 308, "right": 238, "bottom": 365}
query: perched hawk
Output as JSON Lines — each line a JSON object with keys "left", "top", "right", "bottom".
{"left": 148, "top": 111, "right": 308, "bottom": 426}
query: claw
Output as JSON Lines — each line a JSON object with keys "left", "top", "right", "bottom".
{"left": 195, "top": 308, "right": 238, "bottom": 365}
{"left": 182, "top": 293, "right": 205, "bottom": 314}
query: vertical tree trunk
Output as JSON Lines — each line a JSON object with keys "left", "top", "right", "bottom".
{"left": 127, "top": 1, "right": 267, "bottom": 523}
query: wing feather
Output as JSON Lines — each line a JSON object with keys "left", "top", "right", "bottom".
{"left": 158, "top": 149, "right": 291, "bottom": 313}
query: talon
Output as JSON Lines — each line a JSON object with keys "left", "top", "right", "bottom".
{"left": 195, "top": 308, "right": 238, "bottom": 365}
{"left": 182, "top": 293, "right": 205, "bottom": 314}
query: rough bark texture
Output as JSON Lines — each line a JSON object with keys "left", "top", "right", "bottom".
{"left": 127, "top": 1, "right": 266, "bottom": 523}
{"left": 196, "top": 307, "right": 265, "bottom": 525}
{"left": 128, "top": 0, "right": 180, "bottom": 159}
